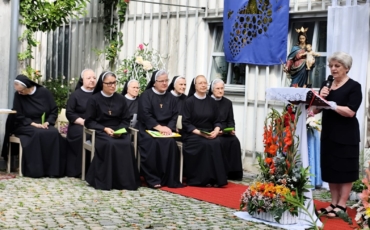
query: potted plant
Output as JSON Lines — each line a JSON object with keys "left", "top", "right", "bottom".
{"left": 351, "top": 167, "right": 370, "bottom": 229}
{"left": 240, "top": 107, "right": 312, "bottom": 224}
{"left": 350, "top": 179, "right": 366, "bottom": 201}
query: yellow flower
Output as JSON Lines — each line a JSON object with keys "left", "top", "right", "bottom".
{"left": 365, "top": 207, "right": 370, "bottom": 217}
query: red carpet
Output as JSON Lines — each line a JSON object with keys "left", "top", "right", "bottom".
{"left": 0, "top": 174, "right": 16, "bottom": 180}
{"left": 161, "top": 182, "right": 359, "bottom": 230}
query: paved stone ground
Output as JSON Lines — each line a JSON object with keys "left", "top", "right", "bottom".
{"left": 0, "top": 171, "right": 353, "bottom": 230}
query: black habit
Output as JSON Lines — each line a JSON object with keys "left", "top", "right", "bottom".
{"left": 320, "top": 78, "right": 362, "bottom": 183}
{"left": 12, "top": 87, "right": 66, "bottom": 178}
{"left": 137, "top": 88, "right": 183, "bottom": 188}
{"left": 65, "top": 88, "right": 93, "bottom": 177}
{"left": 84, "top": 92, "right": 140, "bottom": 190}
{"left": 182, "top": 95, "right": 228, "bottom": 187}
{"left": 124, "top": 95, "right": 139, "bottom": 124}
{"left": 214, "top": 96, "right": 243, "bottom": 180}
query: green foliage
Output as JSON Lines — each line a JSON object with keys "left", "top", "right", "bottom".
{"left": 116, "top": 43, "right": 167, "bottom": 94}
{"left": 42, "top": 76, "right": 76, "bottom": 112}
{"left": 20, "top": 0, "right": 88, "bottom": 33}
{"left": 352, "top": 179, "right": 366, "bottom": 193}
{"left": 21, "top": 66, "right": 42, "bottom": 83}
{"left": 98, "top": 0, "right": 129, "bottom": 69}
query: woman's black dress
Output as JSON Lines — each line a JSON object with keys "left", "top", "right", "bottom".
{"left": 215, "top": 97, "right": 243, "bottom": 180}
{"left": 182, "top": 95, "right": 227, "bottom": 187}
{"left": 12, "top": 87, "right": 66, "bottom": 178}
{"left": 137, "top": 88, "right": 183, "bottom": 188}
{"left": 320, "top": 78, "right": 362, "bottom": 183}
{"left": 85, "top": 92, "right": 140, "bottom": 190}
{"left": 65, "top": 88, "right": 93, "bottom": 177}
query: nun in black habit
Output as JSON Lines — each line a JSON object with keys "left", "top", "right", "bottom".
{"left": 84, "top": 71, "right": 140, "bottom": 190}
{"left": 137, "top": 70, "right": 183, "bottom": 188}
{"left": 11, "top": 74, "right": 66, "bottom": 178}
{"left": 121, "top": 79, "right": 140, "bottom": 127}
{"left": 181, "top": 75, "right": 227, "bottom": 187}
{"left": 208, "top": 79, "right": 243, "bottom": 180}
{"left": 65, "top": 69, "right": 96, "bottom": 177}
{"left": 166, "top": 76, "right": 187, "bottom": 115}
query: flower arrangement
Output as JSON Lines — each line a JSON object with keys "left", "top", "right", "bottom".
{"left": 117, "top": 43, "right": 167, "bottom": 93}
{"left": 240, "top": 106, "right": 312, "bottom": 223}
{"left": 352, "top": 166, "right": 370, "bottom": 229}
{"left": 306, "top": 109, "right": 321, "bottom": 133}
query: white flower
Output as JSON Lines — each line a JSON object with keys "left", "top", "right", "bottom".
{"left": 61, "top": 85, "right": 64, "bottom": 88}
{"left": 135, "top": 56, "right": 143, "bottom": 65}
{"left": 71, "top": 78, "right": 75, "bottom": 81}
{"left": 69, "top": 81, "right": 74, "bottom": 85}
{"left": 48, "top": 79, "right": 52, "bottom": 82}
{"left": 142, "top": 60, "right": 153, "bottom": 71}
{"left": 309, "top": 121, "right": 317, "bottom": 127}
{"left": 62, "top": 76, "right": 66, "bottom": 80}
{"left": 306, "top": 116, "right": 315, "bottom": 124}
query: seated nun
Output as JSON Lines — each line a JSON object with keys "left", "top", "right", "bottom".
{"left": 84, "top": 71, "right": 140, "bottom": 190}
{"left": 182, "top": 75, "right": 227, "bottom": 187}
{"left": 167, "top": 76, "right": 187, "bottom": 115}
{"left": 121, "top": 79, "right": 140, "bottom": 128}
{"left": 65, "top": 69, "right": 96, "bottom": 177}
{"left": 137, "top": 70, "right": 184, "bottom": 188}
{"left": 11, "top": 74, "right": 66, "bottom": 178}
{"left": 209, "top": 79, "right": 243, "bottom": 180}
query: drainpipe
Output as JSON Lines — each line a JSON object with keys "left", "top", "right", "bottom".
{"left": 8, "top": 0, "right": 20, "bottom": 108}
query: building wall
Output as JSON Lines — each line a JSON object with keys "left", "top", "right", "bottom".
{"left": 0, "top": 0, "right": 12, "bottom": 166}
{"left": 3, "top": 0, "right": 369, "bottom": 172}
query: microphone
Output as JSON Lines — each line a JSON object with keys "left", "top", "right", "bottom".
{"left": 326, "top": 75, "right": 334, "bottom": 89}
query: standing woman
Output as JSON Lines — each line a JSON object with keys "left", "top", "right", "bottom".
{"left": 121, "top": 79, "right": 140, "bottom": 127}
{"left": 11, "top": 74, "right": 66, "bottom": 178}
{"left": 182, "top": 75, "right": 227, "bottom": 187}
{"left": 137, "top": 70, "right": 183, "bottom": 188}
{"left": 314, "top": 52, "right": 362, "bottom": 217}
{"left": 65, "top": 69, "right": 96, "bottom": 177}
{"left": 84, "top": 71, "right": 140, "bottom": 190}
{"left": 209, "top": 79, "right": 243, "bottom": 180}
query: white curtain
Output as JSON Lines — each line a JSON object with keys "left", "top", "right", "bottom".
{"left": 327, "top": 0, "right": 370, "bottom": 147}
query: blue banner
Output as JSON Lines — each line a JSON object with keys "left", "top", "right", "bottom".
{"left": 223, "top": 0, "right": 289, "bottom": 65}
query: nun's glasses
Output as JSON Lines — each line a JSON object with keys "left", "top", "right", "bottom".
{"left": 103, "top": 81, "right": 117, "bottom": 87}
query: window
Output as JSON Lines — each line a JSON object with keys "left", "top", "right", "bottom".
{"left": 288, "top": 20, "right": 327, "bottom": 88}
{"left": 209, "top": 25, "right": 246, "bottom": 93}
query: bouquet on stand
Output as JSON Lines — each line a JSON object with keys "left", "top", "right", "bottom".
{"left": 240, "top": 106, "right": 312, "bottom": 224}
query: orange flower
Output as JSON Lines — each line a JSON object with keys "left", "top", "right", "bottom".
{"left": 291, "top": 191, "right": 296, "bottom": 196}
{"left": 267, "top": 144, "right": 278, "bottom": 155}
{"left": 265, "top": 157, "right": 272, "bottom": 165}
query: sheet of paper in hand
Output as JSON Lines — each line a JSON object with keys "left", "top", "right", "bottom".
{"left": 146, "top": 130, "right": 181, "bottom": 138}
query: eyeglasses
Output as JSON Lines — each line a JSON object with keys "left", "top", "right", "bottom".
{"left": 103, "top": 81, "right": 117, "bottom": 87}
{"left": 156, "top": 79, "right": 169, "bottom": 84}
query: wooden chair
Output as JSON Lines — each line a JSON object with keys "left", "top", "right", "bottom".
{"left": 81, "top": 127, "right": 95, "bottom": 180}
{"left": 176, "top": 141, "right": 183, "bottom": 183}
{"left": 7, "top": 109, "right": 68, "bottom": 176}
{"left": 7, "top": 135, "right": 23, "bottom": 176}
{"left": 81, "top": 127, "right": 140, "bottom": 180}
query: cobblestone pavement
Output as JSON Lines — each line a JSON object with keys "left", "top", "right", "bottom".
{"left": 0, "top": 172, "right": 347, "bottom": 230}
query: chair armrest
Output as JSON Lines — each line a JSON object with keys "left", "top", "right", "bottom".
{"left": 84, "top": 127, "right": 96, "bottom": 136}
{"left": 128, "top": 127, "right": 138, "bottom": 134}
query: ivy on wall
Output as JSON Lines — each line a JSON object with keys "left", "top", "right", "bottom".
{"left": 96, "top": 0, "right": 129, "bottom": 69}
{"left": 18, "top": 0, "right": 89, "bottom": 74}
